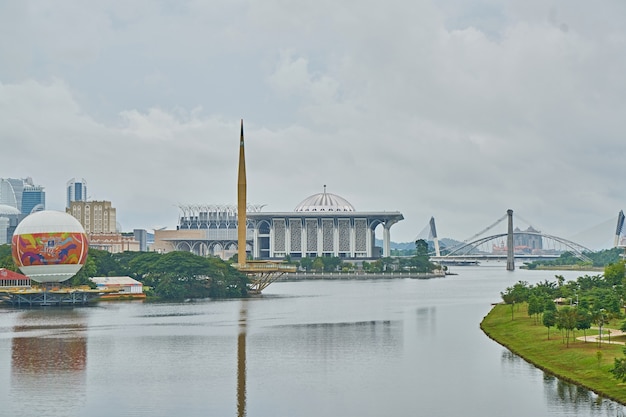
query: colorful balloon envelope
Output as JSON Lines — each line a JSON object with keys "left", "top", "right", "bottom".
{"left": 12, "top": 211, "right": 89, "bottom": 283}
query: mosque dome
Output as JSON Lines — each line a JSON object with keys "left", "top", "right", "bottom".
{"left": 294, "top": 186, "right": 355, "bottom": 212}
{"left": 0, "top": 204, "right": 20, "bottom": 216}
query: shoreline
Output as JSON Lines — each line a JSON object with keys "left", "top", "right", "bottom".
{"left": 277, "top": 271, "right": 446, "bottom": 281}
{"left": 480, "top": 303, "right": 626, "bottom": 406}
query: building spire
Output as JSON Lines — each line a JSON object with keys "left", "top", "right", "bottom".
{"left": 237, "top": 119, "right": 247, "bottom": 265}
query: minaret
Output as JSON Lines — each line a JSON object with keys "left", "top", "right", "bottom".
{"left": 237, "top": 119, "right": 247, "bottom": 265}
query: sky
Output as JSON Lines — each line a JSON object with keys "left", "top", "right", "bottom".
{"left": 1, "top": 0, "right": 625, "bottom": 249}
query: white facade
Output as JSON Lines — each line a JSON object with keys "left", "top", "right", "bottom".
{"left": 248, "top": 212, "right": 401, "bottom": 259}
{"left": 91, "top": 276, "right": 143, "bottom": 294}
{"left": 157, "top": 190, "right": 403, "bottom": 260}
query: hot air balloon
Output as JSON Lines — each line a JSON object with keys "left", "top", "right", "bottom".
{"left": 11, "top": 210, "right": 88, "bottom": 283}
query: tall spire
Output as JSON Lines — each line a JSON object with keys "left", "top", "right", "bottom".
{"left": 237, "top": 119, "right": 247, "bottom": 265}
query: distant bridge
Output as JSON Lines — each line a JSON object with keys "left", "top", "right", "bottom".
{"left": 417, "top": 210, "right": 596, "bottom": 269}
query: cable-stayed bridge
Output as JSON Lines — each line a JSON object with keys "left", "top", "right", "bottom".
{"left": 415, "top": 209, "right": 622, "bottom": 269}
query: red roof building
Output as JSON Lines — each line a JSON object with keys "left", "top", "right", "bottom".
{"left": 0, "top": 268, "right": 31, "bottom": 287}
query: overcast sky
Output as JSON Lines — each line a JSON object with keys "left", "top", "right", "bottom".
{"left": 1, "top": 0, "right": 624, "bottom": 249}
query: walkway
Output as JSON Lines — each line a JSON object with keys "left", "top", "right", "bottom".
{"left": 576, "top": 328, "right": 626, "bottom": 345}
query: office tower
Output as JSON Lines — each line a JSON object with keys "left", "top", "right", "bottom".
{"left": 0, "top": 177, "right": 44, "bottom": 214}
{"left": 21, "top": 185, "right": 46, "bottom": 214}
{"left": 67, "top": 178, "right": 88, "bottom": 208}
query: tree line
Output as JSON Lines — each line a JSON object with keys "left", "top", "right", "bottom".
{"left": 523, "top": 247, "right": 623, "bottom": 269}
{"left": 286, "top": 239, "right": 438, "bottom": 273}
{"left": 499, "top": 260, "right": 626, "bottom": 381}
{"left": 1, "top": 245, "right": 249, "bottom": 300}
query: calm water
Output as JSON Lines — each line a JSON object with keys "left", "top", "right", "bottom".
{"left": 1, "top": 264, "right": 625, "bottom": 417}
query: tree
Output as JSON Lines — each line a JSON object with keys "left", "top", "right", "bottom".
{"left": 527, "top": 295, "right": 544, "bottom": 324}
{"left": 69, "top": 256, "right": 97, "bottom": 288}
{"left": 408, "top": 239, "right": 437, "bottom": 273}
{"left": 544, "top": 297, "right": 557, "bottom": 313}
{"left": 591, "top": 309, "right": 609, "bottom": 348}
{"left": 300, "top": 257, "right": 313, "bottom": 272}
{"left": 611, "top": 346, "right": 626, "bottom": 382}
{"left": 415, "top": 239, "right": 429, "bottom": 257}
{"left": 543, "top": 310, "right": 556, "bottom": 339}
{"left": 0, "top": 244, "right": 17, "bottom": 271}
{"left": 312, "top": 257, "right": 324, "bottom": 272}
{"left": 500, "top": 281, "right": 530, "bottom": 319}
{"left": 576, "top": 308, "right": 592, "bottom": 341}
{"left": 380, "top": 257, "right": 395, "bottom": 272}
{"left": 556, "top": 306, "right": 578, "bottom": 347}
{"left": 604, "top": 261, "right": 625, "bottom": 286}
{"left": 322, "top": 256, "right": 342, "bottom": 272}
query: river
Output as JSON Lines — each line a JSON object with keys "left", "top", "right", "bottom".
{"left": 0, "top": 264, "right": 624, "bottom": 417}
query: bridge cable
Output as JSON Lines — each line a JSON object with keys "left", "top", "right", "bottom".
{"left": 461, "top": 213, "right": 508, "bottom": 243}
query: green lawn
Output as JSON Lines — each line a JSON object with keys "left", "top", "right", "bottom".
{"left": 481, "top": 303, "right": 626, "bottom": 405}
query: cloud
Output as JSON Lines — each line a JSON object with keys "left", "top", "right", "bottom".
{"left": 1, "top": 0, "right": 625, "bottom": 250}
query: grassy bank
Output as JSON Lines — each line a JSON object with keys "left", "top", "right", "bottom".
{"left": 481, "top": 303, "right": 626, "bottom": 405}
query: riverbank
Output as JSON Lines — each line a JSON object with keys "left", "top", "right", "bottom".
{"left": 277, "top": 271, "right": 446, "bottom": 280}
{"left": 480, "top": 303, "right": 626, "bottom": 405}
{"left": 521, "top": 265, "right": 604, "bottom": 272}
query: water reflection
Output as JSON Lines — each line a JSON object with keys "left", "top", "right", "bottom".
{"left": 238, "top": 300, "right": 247, "bottom": 417}
{"left": 270, "top": 319, "right": 401, "bottom": 359}
{"left": 415, "top": 306, "right": 436, "bottom": 338}
{"left": 501, "top": 349, "right": 626, "bottom": 416}
{"left": 10, "top": 309, "right": 87, "bottom": 416}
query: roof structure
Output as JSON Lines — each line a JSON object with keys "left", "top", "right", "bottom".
{"left": 0, "top": 204, "right": 20, "bottom": 216}
{"left": 294, "top": 185, "right": 355, "bottom": 212}
{"left": 0, "top": 268, "right": 30, "bottom": 281}
{"left": 91, "top": 276, "right": 142, "bottom": 287}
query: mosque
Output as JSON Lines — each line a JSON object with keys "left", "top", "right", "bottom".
{"left": 153, "top": 121, "right": 403, "bottom": 261}
{"left": 153, "top": 186, "right": 403, "bottom": 261}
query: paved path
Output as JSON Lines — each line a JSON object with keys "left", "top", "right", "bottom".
{"left": 577, "top": 328, "right": 626, "bottom": 345}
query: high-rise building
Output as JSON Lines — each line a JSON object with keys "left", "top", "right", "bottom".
{"left": 133, "top": 229, "right": 148, "bottom": 252}
{"left": 67, "top": 178, "right": 88, "bottom": 208}
{"left": 21, "top": 185, "right": 46, "bottom": 214}
{"left": 0, "top": 178, "right": 26, "bottom": 210}
{"left": 0, "top": 177, "right": 44, "bottom": 214}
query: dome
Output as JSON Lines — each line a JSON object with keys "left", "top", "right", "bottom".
{"left": 294, "top": 186, "right": 355, "bottom": 212}
{"left": 0, "top": 204, "right": 20, "bottom": 216}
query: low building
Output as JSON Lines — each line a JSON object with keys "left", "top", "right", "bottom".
{"left": 90, "top": 276, "right": 145, "bottom": 299}
{"left": 0, "top": 268, "right": 31, "bottom": 288}
{"left": 88, "top": 233, "right": 141, "bottom": 253}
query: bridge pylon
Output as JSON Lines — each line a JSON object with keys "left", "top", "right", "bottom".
{"left": 506, "top": 209, "right": 514, "bottom": 271}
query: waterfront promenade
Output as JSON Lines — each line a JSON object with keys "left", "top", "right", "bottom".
{"left": 277, "top": 270, "right": 446, "bottom": 281}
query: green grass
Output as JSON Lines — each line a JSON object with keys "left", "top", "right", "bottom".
{"left": 481, "top": 303, "right": 626, "bottom": 405}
